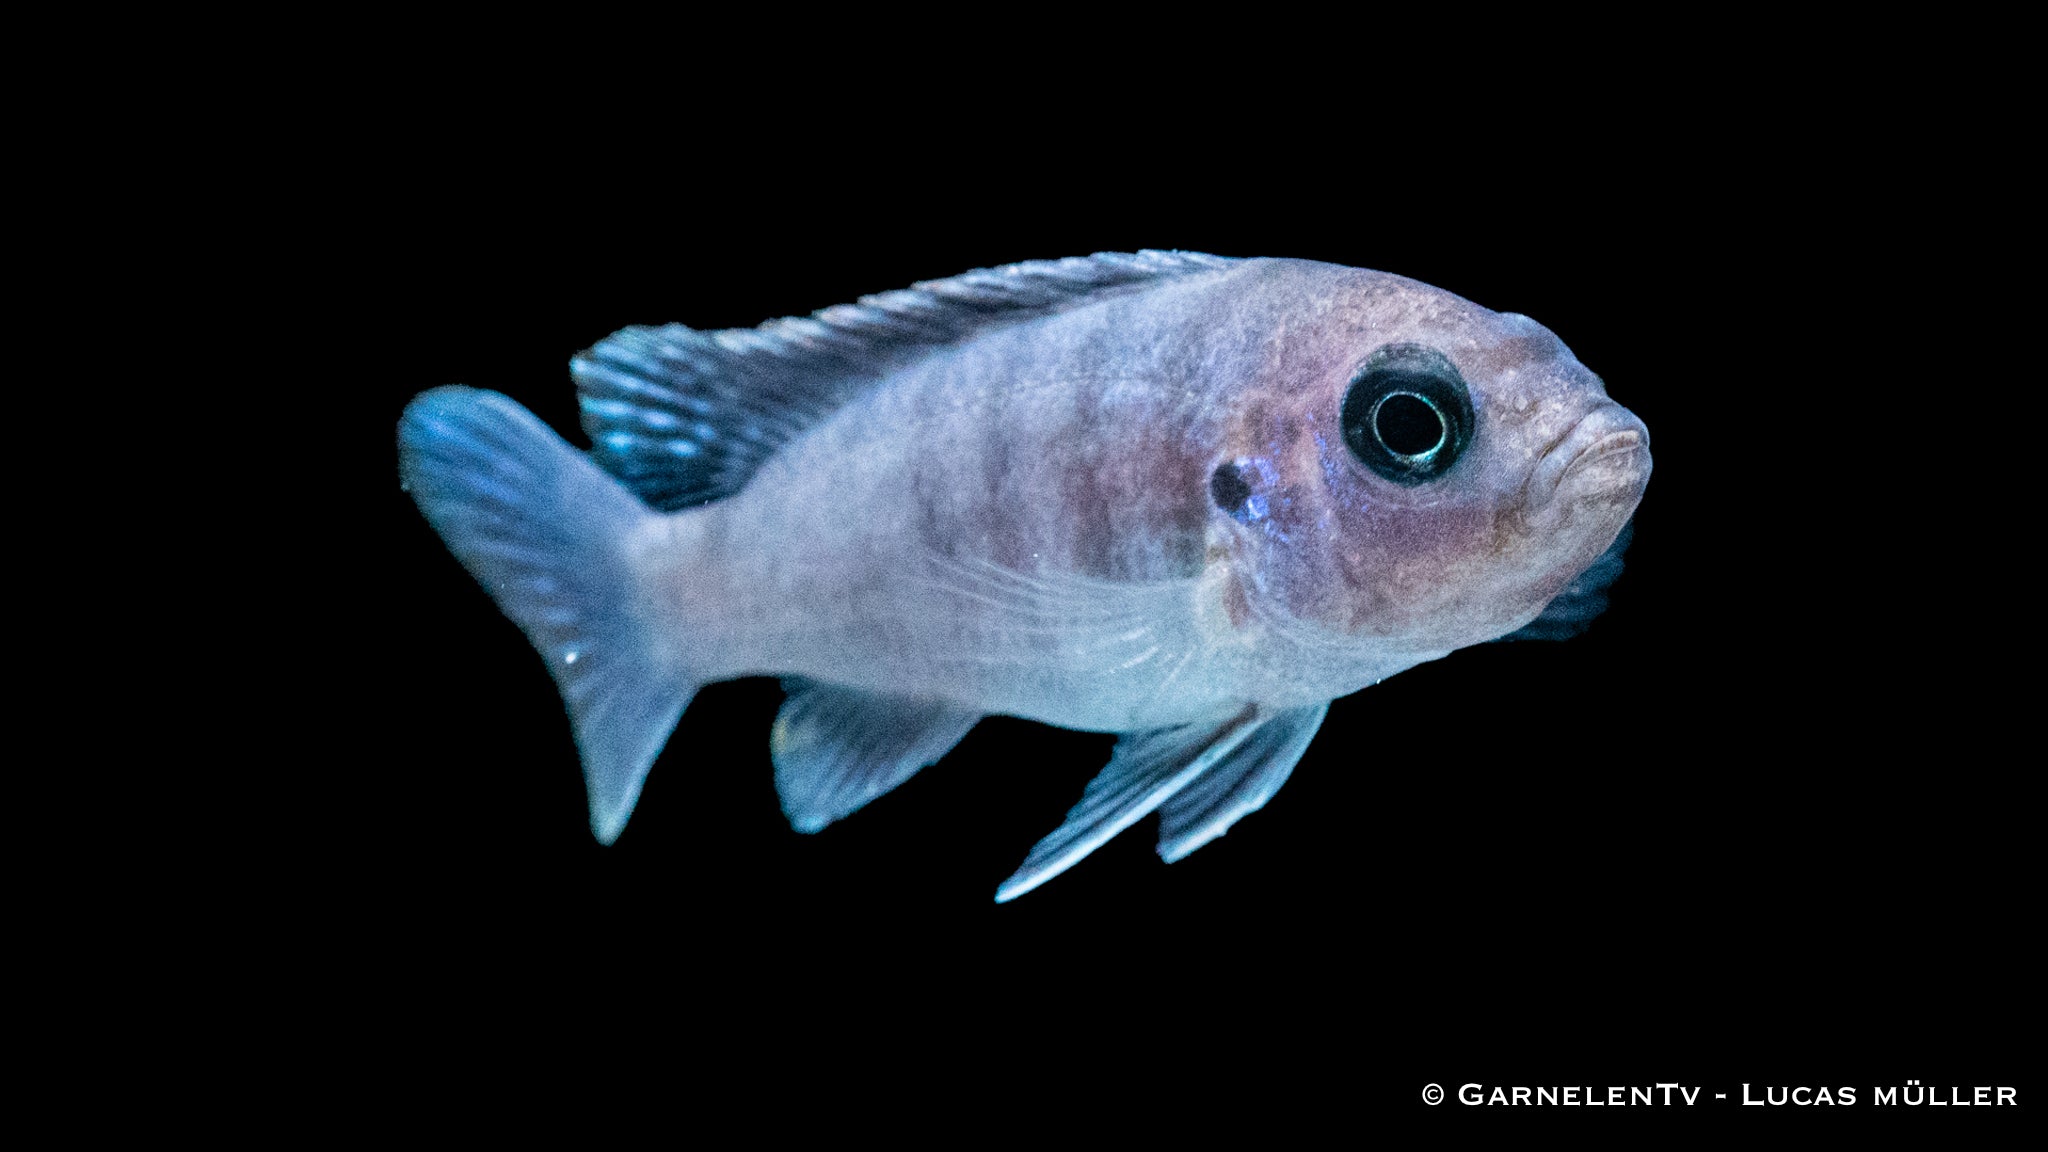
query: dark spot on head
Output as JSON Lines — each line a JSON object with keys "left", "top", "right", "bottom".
{"left": 1210, "top": 461, "right": 1253, "bottom": 520}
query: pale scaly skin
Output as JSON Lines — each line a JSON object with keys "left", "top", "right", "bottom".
{"left": 627, "top": 258, "right": 1649, "bottom": 734}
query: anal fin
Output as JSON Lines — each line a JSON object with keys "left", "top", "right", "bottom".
{"left": 772, "top": 681, "right": 980, "bottom": 833}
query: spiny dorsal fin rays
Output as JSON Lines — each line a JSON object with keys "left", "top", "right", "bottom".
{"left": 571, "top": 251, "right": 1240, "bottom": 511}
{"left": 994, "top": 707, "right": 1263, "bottom": 903}
{"left": 1156, "top": 702, "right": 1326, "bottom": 863}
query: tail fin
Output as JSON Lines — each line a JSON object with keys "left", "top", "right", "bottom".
{"left": 398, "top": 386, "right": 697, "bottom": 842}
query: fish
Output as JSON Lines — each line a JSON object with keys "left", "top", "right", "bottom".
{"left": 397, "top": 251, "right": 1650, "bottom": 900}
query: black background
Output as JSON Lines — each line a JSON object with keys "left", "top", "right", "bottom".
{"left": 340, "top": 104, "right": 2027, "bottom": 1125}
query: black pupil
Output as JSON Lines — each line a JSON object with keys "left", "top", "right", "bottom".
{"left": 1376, "top": 393, "right": 1443, "bottom": 456}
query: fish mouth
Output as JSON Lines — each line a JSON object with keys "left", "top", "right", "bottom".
{"left": 1535, "top": 403, "right": 1652, "bottom": 504}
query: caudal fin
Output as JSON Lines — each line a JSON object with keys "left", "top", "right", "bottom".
{"left": 398, "top": 386, "right": 696, "bottom": 842}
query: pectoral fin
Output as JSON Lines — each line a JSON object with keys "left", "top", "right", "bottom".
{"left": 771, "top": 681, "right": 980, "bottom": 833}
{"left": 1156, "top": 702, "right": 1325, "bottom": 862}
{"left": 995, "top": 707, "right": 1270, "bottom": 902}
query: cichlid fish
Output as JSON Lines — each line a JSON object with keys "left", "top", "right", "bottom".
{"left": 398, "top": 251, "right": 1650, "bottom": 900}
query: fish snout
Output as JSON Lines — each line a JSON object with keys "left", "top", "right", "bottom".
{"left": 1536, "top": 403, "right": 1651, "bottom": 509}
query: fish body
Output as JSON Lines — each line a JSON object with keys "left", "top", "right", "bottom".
{"left": 400, "top": 252, "right": 1650, "bottom": 899}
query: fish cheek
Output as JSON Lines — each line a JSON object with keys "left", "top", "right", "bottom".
{"left": 1325, "top": 491, "right": 1500, "bottom": 636}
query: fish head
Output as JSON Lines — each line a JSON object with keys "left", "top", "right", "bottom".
{"left": 1212, "top": 264, "right": 1651, "bottom": 656}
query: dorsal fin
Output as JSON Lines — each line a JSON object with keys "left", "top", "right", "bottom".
{"left": 570, "top": 250, "right": 1239, "bottom": 510}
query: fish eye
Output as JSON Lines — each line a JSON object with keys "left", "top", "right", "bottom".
{"left": 1340, "top": 343, "right": 1475, "bottom": 484}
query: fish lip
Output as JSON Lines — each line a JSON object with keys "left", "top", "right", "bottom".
{"left": 1536, "top": 403, "right": 1651, "bottom": 502}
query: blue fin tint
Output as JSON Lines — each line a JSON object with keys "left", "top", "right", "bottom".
{"left": 1156, "top": 702, "right": 1325, "bottom": 863}
{"left": 1496, "top": 520, "right": 1634, "bottom": 642}
{"left": 996, "top": 707, "right": 1271, "bottom": 902}
{"left": 398, "top": 387, "right": 697, "bottom": 843}
{"left": 570, "top": 251, "right": 1238, "bottom": 511}
{"left": 770, "top": 681, "right": 981, "bottom": 833}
